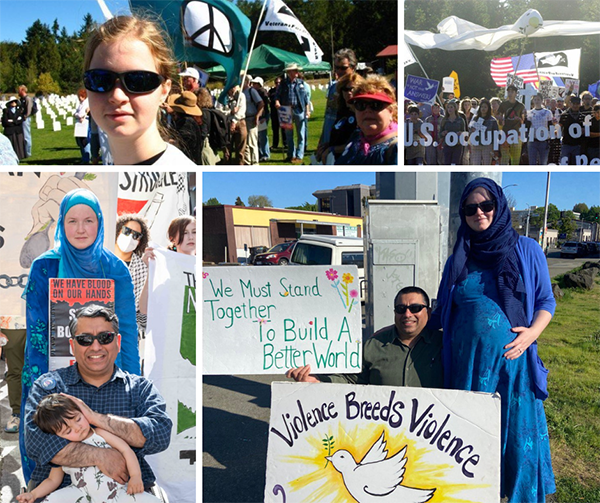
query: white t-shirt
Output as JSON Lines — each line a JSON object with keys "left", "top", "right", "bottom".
{"left": 527, "top": 108, "right": 553, "bottom": 134}
{"left": 154, "top": 143, "right": 196, "bottom": 166}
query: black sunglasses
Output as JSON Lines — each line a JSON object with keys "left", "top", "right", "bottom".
{"left": 335, "top": 65, "right": 349, "bottom": 71}
{"left": 463, "top": 200, "right": 496, "bottom": 217}
{"left": 353, "top": 100, "right": 388, "bottom": 112}
{"left": 341, "top": 87, "right": 355, "bottom": 93}
{"left": 394, "top": 304, "right": 428, "bottom": 314}
{"left": 73, "top": 331, "right": 116, "bottom": 346}
{"left": 122, "top": 226, "right": 143, "bottom": 240}
{"left": 84, "top": 69, "right": 165, "bottom": 94}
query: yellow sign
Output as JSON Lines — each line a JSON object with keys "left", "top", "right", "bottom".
{"left": 450, "top": 71, "right": 460, "bottom": 98}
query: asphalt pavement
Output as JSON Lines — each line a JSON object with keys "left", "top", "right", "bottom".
{"left": 0, "top": 358, "right": 26, "bottom": 503}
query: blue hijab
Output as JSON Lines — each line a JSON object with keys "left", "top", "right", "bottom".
{"left": 449, "top": 177, "right": 528, "bottom": 328}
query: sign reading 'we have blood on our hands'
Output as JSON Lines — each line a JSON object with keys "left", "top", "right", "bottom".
{"left": 203, "top": 266, "right": 362, "bottom": 375}
{"left": 265, "top": 383, "right": 501, "bottom": 503}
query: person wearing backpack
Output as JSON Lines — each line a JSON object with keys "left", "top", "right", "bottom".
{"left": 18, "top": 85, "right": 36, "bottom": 157}
{"left": 251, "top": 76, "right": 270, "bottom": 162}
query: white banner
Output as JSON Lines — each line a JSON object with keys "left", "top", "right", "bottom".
{"left": 203, "top": 265, "right": 362, "bottom": 375}
{"left": 117, "top": 172, "right": 190, "bottom": 249}
{"left": 259, "top": 0, "right": 324, "bottom": 63}
{"left": 535, "top": 48, "right": 581, "bottom": 79}
{"left": 0, "top": 172, "right": 118, "bottom": 322}
{"left": 145, "top": 247, "right": 196, "bottom": 503}
{"left": 403, "top": 41, "right": 416, "bottom": 67}
{"left": 265, "top": 382, "right": 501, "bottom": 503}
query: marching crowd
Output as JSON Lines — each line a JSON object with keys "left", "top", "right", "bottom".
{"left": 1, "top": 14, "right": 398, "bottom": 166}
{"left": 405, "top": 85, "right": 600, "bottom": 166}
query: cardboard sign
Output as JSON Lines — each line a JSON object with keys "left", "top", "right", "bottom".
{"left": 564, "top": 78, "right": 580, "bottom": 96}
{"left": 506, "top": 73, "right": 524, "bottom": 89}
{"left": 404, "top": 75, "right": 439, "bottom": 105}
{"left": 278, "top": 105, "right": 294, "bottom": 130}
{"left": 539, "top": 80, "right": 553, "bottom": 99}
{"left": 442, "top": 77, "right": 454, "bottom": 93}
{"left": 203, "top": 266, "right": 362, "bottom": 375}
{"left": 265, "top": 382, "right": 501, "bottom": 503}
{"left": 49, "top": 278, "right": 115, "bottom": 370}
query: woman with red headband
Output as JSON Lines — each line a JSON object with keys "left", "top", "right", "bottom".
{"left": 336, "top": 75, "right": 398, "bottom": 165}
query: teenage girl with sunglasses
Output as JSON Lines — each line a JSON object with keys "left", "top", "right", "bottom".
{"left": 335, "top": 74, "right": 398, "bottom": 165}
{"left": 432, "top": 178, "right": 556, "bottom": 502}
{"left": 83, "top": 15, "right": 195, "bottom": 165}
{"left": 19, "top": 189, "right": 140, "bottom": 482}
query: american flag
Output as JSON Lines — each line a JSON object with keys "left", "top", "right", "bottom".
{"left": 490, "top": 53, "right": 539, "bottom": 87}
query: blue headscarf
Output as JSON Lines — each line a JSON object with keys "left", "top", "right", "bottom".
{"left": 54, "top": 189, "right": 106, "bottom": 278}
{"left": 449, "top": 177, "right": 528, "bottom": 328}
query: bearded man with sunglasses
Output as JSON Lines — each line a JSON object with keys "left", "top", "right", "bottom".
{"left": 286, "top": 286, "right": 443, "bottom": 388}
{"left": 23, "top": 305, "right": 172, "bottom": 495}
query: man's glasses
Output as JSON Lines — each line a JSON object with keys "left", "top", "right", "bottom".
{"left": 84, "top": 69, "right": 165, "bottom": 94}
{"left": 353, "top": 100, "right": 388, "bottom": 112}
{"left": 394, "top": 304, "right": 428, "bottom": 314}
{"left": 122, "top": 226, "right": 143, "bottom": 240}
{"left": 463, "top": 200, "right": 496, "bottom": 217}
{"left": 335, "top": 65, "right": 349, "bottom": 71}
{"left": 73, "top": 331, "right": 116, "bottom": 346}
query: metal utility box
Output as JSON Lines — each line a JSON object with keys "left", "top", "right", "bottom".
{"left": 365, "top": 200, "right": 449, "bottom": 335}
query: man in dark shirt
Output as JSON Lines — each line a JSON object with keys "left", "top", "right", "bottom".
{"left": 24, "top": 305, "right": 172, "bottom": 492}
{"left": 559, "top": 95, "right": 585, "bottom": 165}
{"left": 286, "top": 286, "right": 443, "bottom": 388}
{"left": 588, "top": 104, "right": 600, "bottom": 163}
{"left": 498, "top": 85, "right": 526, "bottom": 165}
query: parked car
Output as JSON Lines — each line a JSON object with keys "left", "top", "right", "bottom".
{"left": 253, "top": 241, "right": 297, "bottom": 265}
{"left": 291, "top": 234, "right": 366, "bottom": 301}
{"left": 560, "top": 241, "right": 585, "bottom": 258}
{"left": 247, "top": 246, "right": 269, "bottom": 265}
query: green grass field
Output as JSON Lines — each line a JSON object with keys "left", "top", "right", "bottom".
{"left": 542, "top": 270, "right": 600, "bottom": 502}
{"left": 20, "top": 89, "right": 329, "bottom": 166}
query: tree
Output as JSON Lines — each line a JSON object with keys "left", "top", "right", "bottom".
{"left": 530, "top": 203, "right": 560, "bottom": 229}
{"left": 583, "top": 205, "right": 600, "bottom": 222}
{"left": 248, "top": 195, "right": 273, "bottom": 207}
{"left": 37, "top": 72, "right": 60, "bottom": 94}
{"left": 559, "top": 211, "right": 577, "bottom": 240}
{"left": 286, "top": 202, "right": 317, "bottom": 211}
{"left": 573, "top": 203, "right": 589, "bottom": 215}
{"left": 204, "top": 197, "right": 221, "bottom": 206}
{"left": 235, "top": 197, "right": 245, "bottom": 206}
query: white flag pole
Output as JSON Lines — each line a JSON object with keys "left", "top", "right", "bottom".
{"left": 242, "top": 0, "right": 269, "bottom": 83}
{"left": 96, "top": 0, "right": 113, "bottom": 20}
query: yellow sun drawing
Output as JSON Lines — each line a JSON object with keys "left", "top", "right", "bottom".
{"left": 278, "top": 423, "right": 489, "bottom": 503}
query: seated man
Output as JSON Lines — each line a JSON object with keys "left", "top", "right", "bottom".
{"left": 286, "top": 286, "right": 443, "bottom": 387}
{"left": 24, "top": 305, "right": 172, "bottom": 494}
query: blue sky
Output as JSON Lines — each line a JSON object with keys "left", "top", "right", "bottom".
{"left": 203, "top": 172, "right": 600, "bottom": 211}
{"left": 0, "top": 0, "right": 131, "bottom": 42}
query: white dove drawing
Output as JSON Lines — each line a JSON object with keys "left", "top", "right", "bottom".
{"left": 425, "top": 82, "right": 435, "bottom": 90}
{"left": 326, "top": 432, "right": 436, "bottom": 503}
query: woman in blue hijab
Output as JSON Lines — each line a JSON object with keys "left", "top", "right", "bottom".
{"left": 432, "top": 177, "right": 556, "bottom": 502}
{"left": 19, "top": 188, "right": 139, "bottom": 482}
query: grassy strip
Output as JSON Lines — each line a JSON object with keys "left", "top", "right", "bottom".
{"left": 20, "top": 89, "right": 328, "bottom": 166}
{"left": 541, "top": 266, "right": 600, "bottom": 502}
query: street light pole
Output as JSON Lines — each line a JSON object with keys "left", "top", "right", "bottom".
{"left": 542, "top": 173, "right": 551, "bottom": 251}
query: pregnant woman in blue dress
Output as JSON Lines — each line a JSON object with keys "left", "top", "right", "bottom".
{"left": 433, "top": 177, "right": 555, "bottom": 502}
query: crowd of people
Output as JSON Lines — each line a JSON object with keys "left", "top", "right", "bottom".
{"left": 288, "top": 177, "right": 557, "bottom": 503}
{"left": 1, "top": 14, "right": 398, "bottom": 166}
{"left": 405, "top": 84, "right": 600, "bottom": 165}
{"left": 1, "top": 185, "right": 195, "bottom": 501}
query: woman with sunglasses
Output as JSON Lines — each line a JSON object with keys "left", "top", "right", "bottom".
{"left": 19, "top": 188, "right": 140, "bottom": 481}
{"left": 316, "top": 73, "right": 364, "bottom": 164}
{"left": 335, "top": 75, "right": 398, "bottom": 165}
{"left": 83, "top": 16, "right": 195, "bottom": 165}
{"left": 432, "top": 178, "right": 556, "bottom": 502}
{"left": 115, "top": 214, "right": 150, "bottom": 345}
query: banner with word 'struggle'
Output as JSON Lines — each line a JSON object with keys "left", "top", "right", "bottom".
{"left": 203, "top": 265, "right": 362, "bottom": 375}
{"left": 145, "top": 247, "right": 196, "bottom": 503}
{"left": 265, "top": 382, "right": 501, "bottom": 503}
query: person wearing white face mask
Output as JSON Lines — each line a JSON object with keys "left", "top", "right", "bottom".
{"left": 114, "top": 215, "right": 151, "bottom": 350}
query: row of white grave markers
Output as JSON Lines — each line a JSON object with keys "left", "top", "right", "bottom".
{"left": 34, "top": 94, "right": 79, "bottom": 131}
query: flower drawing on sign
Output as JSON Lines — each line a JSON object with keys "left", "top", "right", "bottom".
{"left": 202, "top": 272, "right": 209, "bottom": 279}
{"left": 325, "top": 269, "right": 359, "bottom": 313}
{"left": 254, "top": 318, "right": 270, "bottom": 326}
{"left": 326, "top": 432, "right": 436, "bottom": 503}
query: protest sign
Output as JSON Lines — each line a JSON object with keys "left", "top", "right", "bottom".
{"left": 539, "top": 80, "right": 553, "bottom": 99}
{"left": 564, "top": 78, "right": 580, "bottom": 96}
{"left": 145, "top": 247, "right": 196, "bottom": 503}
{"left": 117, "top": 172, "right": 190, "bottom": 249}
{"left": 265, "top": 382, "right": 501, "bottom": 503}
{"left": 0, "top": 172, "right": 118, "bottom": 322}
{"left": 506, "top": 73, "right": 524, "bottom": 89}
{"left": 442, "top": 77, "right": 454, "bottom": 93}
{"left": 278, "top": 105, "right": 294, "bottom": 130}
{"left": 74, "top": 118, "right": 88, "bottom": 137}
{"left": 49, "top": 278, "right": 114, "bottom": 370}
{"left": 404, "top": 75, "right": 439, "bottom": 105}
{"left": 203, "top": 265, "right": 362, "bottom": 375}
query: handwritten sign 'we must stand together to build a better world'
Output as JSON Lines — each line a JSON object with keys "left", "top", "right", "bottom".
{"left": 203, "top": 265, "right": 362, "bottom": 375}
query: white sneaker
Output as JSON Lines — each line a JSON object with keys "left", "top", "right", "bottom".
{"left": 4, "top": 414, "right": 19, "bottom": 433}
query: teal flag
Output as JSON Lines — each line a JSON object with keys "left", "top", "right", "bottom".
{"left": 130, "top": 0, "right": 251, "bottom": 103}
